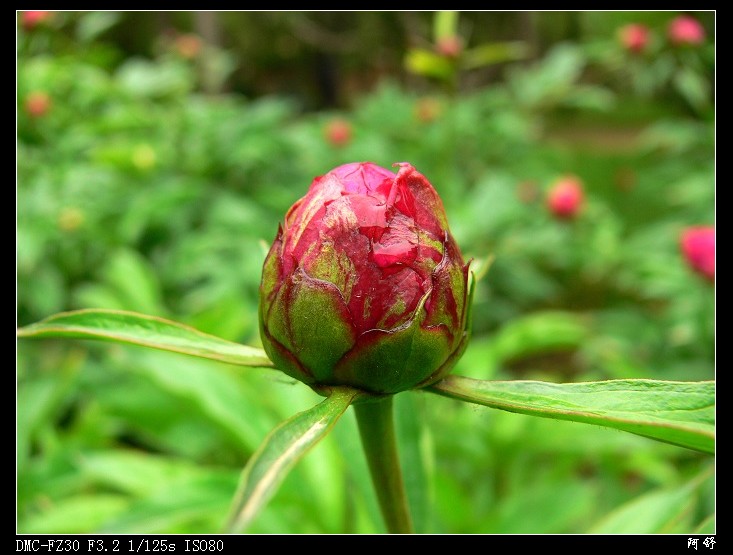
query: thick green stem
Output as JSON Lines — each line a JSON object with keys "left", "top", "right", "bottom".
{"left": 354, "top": 395, "right": 414, "bottom": 534}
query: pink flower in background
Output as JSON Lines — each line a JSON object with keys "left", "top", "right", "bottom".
{"left": 680, "top": 226, "right": 715, "bottom": 282}
{"left": 618, "top": 23, "right": 650, "bottom": 53}
{"left": 415, "top": 97, "right": 443, "bottom": 124}
{"left": 435, "top": 36, "right": 463, "bottom": 58}
{"left": 668, "top": 15, "right": 706, "bottom": 46}
{"left": 324, "top": 119, "right": 352, "bottom": 148}
{"left": 546, "top": 176, "right": 585, "bottom": 219}
{"left": 174, "top": 33, "right": 203, "bottom": 59}
{"left": 21, "top": 11, "right": 52, "bottom": 31}
{"left": 25, "top": 91, "right": 52, "bottom": 118}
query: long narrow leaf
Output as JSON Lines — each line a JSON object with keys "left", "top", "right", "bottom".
{"left": 226, "top": 387, "right": 362, "bottom": 533}
{"left": 17, "top": 309, "right": 274, "bottom": 368}
{"left": 429, "top": 376, "right": 714, "bottom": 454}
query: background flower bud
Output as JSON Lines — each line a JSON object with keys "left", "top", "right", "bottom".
{"left": 680, "top": 226, "right": 715, "bottom": 282}
{"left": 667, "top": 15, "right": 705, "bottom": 46}
{"left": 324, "top": 119, "right": 352, "bottom": 148}
{"left": 546, "top": 175, "right": 584, "bottom": 219}
{"left": 435, "top": 36, "right": 463, "bottom": 59}
{"left": 174, "top": 33, "right": 203, "bottom": 59}
{"left": 259, "top": 162, "right": 472, "bottom": 395}
{"left": 25, "top": 91, "right": 52, "bottom": 119}
{"left": 414, "top": 97, "right": 443, "bottom": 124}
{"left": 618, "top": 23, "right": 650, "bottom": 54}
{"left": 21, "top": 11, "right": 53, "bottom": 31}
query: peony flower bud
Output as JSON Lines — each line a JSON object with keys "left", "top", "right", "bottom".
{"left": 667, "top": 15, "right": 706, "bottom": 46}
{"left": 680, "top": 226, "right": 715, "bottom": 282}
{"left": 259, "top": 162, "right": 472, "bottom": 395}
{"left": 618, "top": 23, "right": 650, "bottom": 54}
{"left": 546, "top": 175, "right": 585, "bottom": 219}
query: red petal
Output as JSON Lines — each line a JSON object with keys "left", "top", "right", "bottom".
{"left": 330, "top": 162, "right": 396, "bottom": 195}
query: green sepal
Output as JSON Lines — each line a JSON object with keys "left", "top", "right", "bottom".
{"left": 266, "top": 269, "right": 357, "bottom": 383}
{"left": 260, "top": 227, "right": 283, "bottom": 303}
{"left": 335, "top": 295, "right": 451, "bottom": 394}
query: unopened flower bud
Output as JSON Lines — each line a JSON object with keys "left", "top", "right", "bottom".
{"left": 21, "top": 11, "right": 52, "bottom": 31}
{"left": 259, "top": 162, "right": 472, "bottom": 395}
{"left": 324, "top": 119, "right": 352, "bottom": 148}
{"left": 618, "top": 23, "right": 650, "bottom": 53}
{"left": 435, "top": 36, "right": 463, "bottom": 59}
{"left": 668, "top": 15, "right": 705, "bottom": 46}
{"left": 25, "top": 91, "right": 52, "bottom": 119}
{"left": 680, "top": 226, "right": 715, "bottom": 282}
{"left": 547, "top": 175, "right": 585, "bottom": 220}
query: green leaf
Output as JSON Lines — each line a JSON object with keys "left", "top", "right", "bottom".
{"left": 588, "top": 469, "right": 712, "bottom": 533}
{"left": 429, "top": 377, "right": 714, "bottom": 454}
{"left": 80, "top": 450, "right": 207, "bottom": 497}
{"left": 329, "top": 410, "right": 384, "bottom": 533}
{"left": 77, "top": 450, "right": 241, "bottom": 533}
{"left": 17, "top": 309, "right": 274, "bottom": 368}
{"left": 101, "top": 474, "right": 237, "bottom": 534}
{"left": 395, "top": 392, "right": 431, "bottom": 533}
{"left": 694, "top": 513, "right": 716, "bottom": 534}
{"left": 20, "top": 494, "right": 130, "bottom": 534}
{"left": 489, "top": 310, "right": 588, "bottom": 364}
{"left": 75, "top": 11, "right": 122, "bottom": 43}
{"left": 115, "top": 58, "right": 192, "bottom": 98}
{"left": 488, "top": 478, "right": 596, "bottom": 533}
{"left": 673, "top": 67, "right": 711, "bottom": 114}
{"left": 128, "top": 350, "right": 278, "bottom": 454}
{"left": 98, "top": 249, "right": 167, "bottom": 316}
{"left": 461, "top": 41, "right": 530, "bottom": 70}
{"left": 225, "top": 387, "right": 362, "bottom": 533}
{"left": 404, "top": 49, "right": 454, "bottom": 80}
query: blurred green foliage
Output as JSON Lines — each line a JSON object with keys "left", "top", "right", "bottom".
{"left": 17, "top": 11, "right": 714, "bottom": 534}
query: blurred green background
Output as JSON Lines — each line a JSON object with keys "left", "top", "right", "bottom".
{"left": 17, "top": 11, "right": 714, "bottom": 534}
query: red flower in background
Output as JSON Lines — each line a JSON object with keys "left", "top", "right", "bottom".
{"left": 415, "top": 97, "right": 443, "bottom": 124}
{"left": 259, "top": 162, "right": 471, "bottom": 394}
{"left": 668, "top": 15, "right": 706, "bottom": 46}
{"left": 174, "top": 33, "right": 203, "bottom": 59}
{"left": 435, "top": 36, "right": 463, "bottom": 59}
{"left": 21, "top": 11, "right": 52, "bottom": 31}
{"left": 324, "top": 119, "right": 352, "bottom": 148}
{"left": 618, "top": 23, "right": 650, "bottom": 53}
{"left": 25, "top": 91, "right": 52, "bottom": 118}
{"left": 680, "top": 226, "right": 715, "bottom": 282}
{"left": 546, "top": 176, "right": 585, "bottom": 220}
